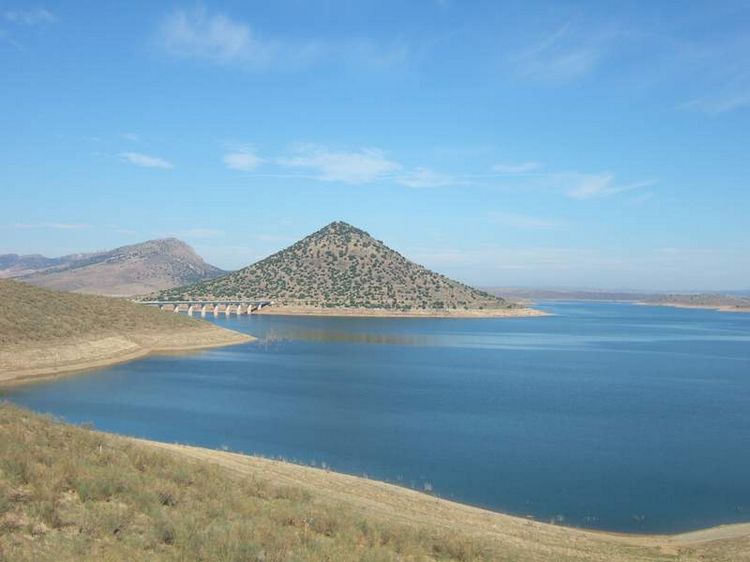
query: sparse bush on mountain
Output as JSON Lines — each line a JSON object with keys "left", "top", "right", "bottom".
{"left": 155, "top": 222, "right": 512, "bottom": 311}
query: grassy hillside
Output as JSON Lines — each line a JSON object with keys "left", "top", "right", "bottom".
{"left": 0, "top": 404, "right": 507, "bottom": 561}
{"left": 0, "top": 279, "right": 211, "bottom": 347}
{"left": 3, "top": 404, "right": 747, "bottom": 562}
{"left": 0, "top": 279, "right": 250, "bottom": 384}
{"left": 9, "top": 238, "right": 224, "bottom": 297}
{"left": 156, "top": 222, "right": 511, "bottom": 311}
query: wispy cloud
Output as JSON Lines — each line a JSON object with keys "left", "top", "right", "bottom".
{"left": 120, "top": 152, "right": 173, "bottom": 169}
{"left": 679, "top": 94, "right": 750, "bottom": 114}
{"left": 155, "top": 7, "right": 408, "bottom": 71}
{"left": 0, "top": 28, "right": 23, "bottom": 49}
{"left": 670, "top": 31, "right": 750, "bottom": 115}
{"left": 12, "top": 222, "right": 89, "bottom": 230}
{"left": 157, "top": 7, "right": 285, "bottom": 67}
{"left": 121, "top": 132, "right": 140, "bottom": 142}
{"left": 396, "top": 167, "right": 453, "bottom": 188}
{"left": 4, "top": 8, "right": 55, "bottom": 25}
{"left": 488, "top": 212, "right": 561, "bottom": 229}
{"left": 493, "top": 161, "right": 543, "bottom": 174}
{"left": 223, "top": 147, "right": 264, "bottom": 171}
{"left": 512, "top": 21, "right": 620, "bottom": 82}
{"left": 562, "top": 172, "right": 654, "bottom": 199}
{"left": 277, "top": 144, "right": 401, "bottom": 185}
{"left": 487, "top": 159, "right": 654, "bottom": 200}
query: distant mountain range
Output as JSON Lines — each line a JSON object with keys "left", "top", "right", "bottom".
{"left": 0, "top": 239, "right": 224, "bottom": 297}
{"left": 156, "top": 221, "right": 512, "bottom": 311}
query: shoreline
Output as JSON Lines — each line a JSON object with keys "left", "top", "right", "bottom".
{"left": 132, "top": 436, "right": 750, "bottom": 554}
{"left": 255, "top": 305, "right": 550, "bottom": 319}
{"left": 634, "top": 301, "right": 750, "bottom": 313}
{"left": 0, "top": 328, "right": 253, "bottom": 388}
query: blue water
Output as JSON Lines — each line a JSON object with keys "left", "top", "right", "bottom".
{"left": 4, "top": 302, "right": 750, "bottom": 533}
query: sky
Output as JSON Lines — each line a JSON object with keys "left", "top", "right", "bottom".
{"left": 1, "top": 1, "right": 749, "bottom": 291}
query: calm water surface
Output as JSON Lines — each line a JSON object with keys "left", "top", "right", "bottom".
{"left": 5, "top": 302, "right": 750, "bottom": 532}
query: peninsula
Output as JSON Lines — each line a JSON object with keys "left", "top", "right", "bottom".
{"left": 154, "top": 221, "right": 544, "bottom": 318}
{"left": 0, "top": 279, "right": 251, "bottom": 386}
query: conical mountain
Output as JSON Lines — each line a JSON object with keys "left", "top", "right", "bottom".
{"left": 158, "top": 221, "right": 511, "bottom": 311}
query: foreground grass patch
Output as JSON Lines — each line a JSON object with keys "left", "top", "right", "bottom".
{"left": 0, "top": 403, "right": 503, "bottom": 561}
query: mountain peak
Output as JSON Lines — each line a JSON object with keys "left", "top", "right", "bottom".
{"left": 158, "top": 222, "right": 510, "bottom": 312}
{"left": 3, "top": 238, "right": 224, "bottom": 297}
{"left": 316, "top": 221, "right": 367, "bottom": 237}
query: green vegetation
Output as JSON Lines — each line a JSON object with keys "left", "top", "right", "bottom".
{"left": 0, "top": 279, "right": 206, "bottom": 347}
{"left": 0, "top": 403, "right": 502, "bottom": 561}
{"left": 156, "top": 222, "right": 512, "bottom": 311}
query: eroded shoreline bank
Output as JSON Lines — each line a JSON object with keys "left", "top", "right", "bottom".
{"left": 135, "top": 436, "right": 750, "bottom": 557}
{"left": 0, "top": 327, "right": 253, "bottom": 387}
{"left": 254, "top": 305, "right": 550, "bottom": 318}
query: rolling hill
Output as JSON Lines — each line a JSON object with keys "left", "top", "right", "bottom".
{"left": 1, "top": 238, "right": 224, "bottom": 297}
{"left": 0, "top": 279, "right": 250, "bottom": 384}
{"left": 155, "top": 221, "right": 513, "bottom": 312}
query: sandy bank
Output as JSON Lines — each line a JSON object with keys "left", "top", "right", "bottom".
{"left": 256, "top": 305, "right": 549, "bottom": 319}
{"left": 0, "top": 326, "right": 253, "bottom": 387}
{"left": 636, "top": 302, "right": 750, "bottom": 313}
{"left": 134, "top": 438, "right": 750, "bottom": 561}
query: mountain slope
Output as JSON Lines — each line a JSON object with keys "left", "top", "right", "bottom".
{"left": 0, "top": 253, "right": 71, "bottom": 278}
{"left": 8, "top": 239, "right": 224, "bottom": 297}
{"left": 157, "top": 221, "right": 512, "bottom": 311}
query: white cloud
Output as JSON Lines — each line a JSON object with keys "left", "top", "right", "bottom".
{"left": 512, "top": 22, "right": 620, "bottom": 82}
{"left": 4, "top": 8, "right": 55, "bottom": 25}
{"left": 223, "top": 148, "right": 264, "bottom": 171}
{"left": 156, "top": 7, "right": 323, "bottom": 69}
{"left": 155, "top": 7, "right": 408, "bottom": 71}
{"left": 562, "top": 172, "right": 654, "bottom": 199}
{"left": 159, "top": 7, "right": 274, "bottom": 66}
{"left": 489, "top": 212, "right": 560, "bottom": 229}
{"left": 120, "top": 152, "right": 173, "bottom": 169}
{"left": 680, "top": 94, "right": 750, "bottom": 114}
{"left": 493, "top": 161, "right": 543, "bottom": 174}
{"left": 671, "top": 32, "right": 750, "bottom": 115}
{"left": 121, "top": 132, "right": 140, "bottom": 142}
{"left": 396, "top": 167, "right": 453, "bottom": 188}
{"left": 486, "top": 158, "right": 654, "bottom": 200}
{"left": 277, "top": 144, "right": 401, "bottom": 185}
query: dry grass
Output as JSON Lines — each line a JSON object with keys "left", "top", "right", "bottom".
{"left": 0, "top": 279, "right": 251, "bottom": 384}
{"left": 0, "top": 403, "right": 518, "bottom": 561}
{"left": 0, "top": 279, "right": 207, "bottom": 346}
{"left": 1, "top": 404, "right": 748, "bottom": 562}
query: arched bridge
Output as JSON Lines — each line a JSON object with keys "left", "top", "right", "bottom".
{"left": 138, "top": 300, "right": 273, "bottom": 317}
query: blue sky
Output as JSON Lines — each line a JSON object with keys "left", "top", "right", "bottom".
{"left": 1, "top": 1, "right": 749, "bottom": 290}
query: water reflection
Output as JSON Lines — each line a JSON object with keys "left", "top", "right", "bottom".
{"left": 262, "top": 327, "right": 431, "bottom": 346}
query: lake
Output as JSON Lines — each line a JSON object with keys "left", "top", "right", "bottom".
{"left": 4, "top": 302, "right": 750, "bottom": 533}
